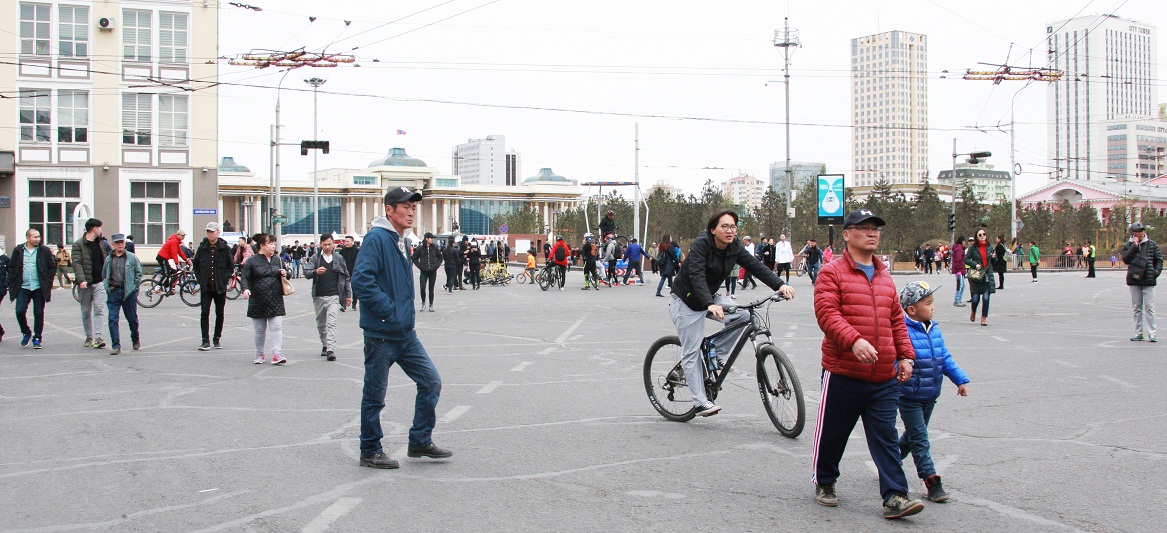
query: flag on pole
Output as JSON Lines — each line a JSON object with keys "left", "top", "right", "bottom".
{"left": 397, "top": 129, "right": 406, "bottom": 135}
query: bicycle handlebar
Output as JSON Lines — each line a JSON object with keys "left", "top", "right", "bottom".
{"left": 723, "top": 292, "right": 788, "bottom": 313}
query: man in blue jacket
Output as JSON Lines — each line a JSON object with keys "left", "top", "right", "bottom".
{"left": 622, "top": 238, "right": 646, "bottom": 285}
{"left": 352, "top": 186, "right": 452, "bottom": 469}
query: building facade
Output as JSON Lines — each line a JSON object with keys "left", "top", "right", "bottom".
{"left": 770, "top": 161, "right": 826, "bottom": 200}
{"left": 722, "top": 173, "right": 765, "bottom": 212}
{"left": 452, "top": 135, "right": 520, "bottom": 186}
{"left": 1047, "top": 15, "right": 1158, "bottom": 181}
{"left": 219, "top": 148, "right": 580, "bottom": 244}
{"left": 0, "top": 0, "right": 218, "bottom": 255}
{"left": 850, "top": 30, "right": 928, "bottom": 187}
{"left": 1100, "top": 111, "right": 1167, "bottom": 183}
{"left": 936, "top": 163, "right": 1012, "bottom": 204}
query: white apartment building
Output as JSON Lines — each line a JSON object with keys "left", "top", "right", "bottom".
{"left": 645, "top": 180, "right": 682, "bottom": 199}
{"left": 936, "top": 163, "right": 1012, "bottom": 204}
{"left": 452, "top": 135, "right": 520, "bottom": 186}
{"left": 722, "top": 173, "right": 765, "bottom": 212}
{"left": 0, "top": 0, "right": 218, "bottom": 254}
{"left": 1101, "top": 111, "right": 1167, "bottom": 183}
{"left": 850, "top": 30, "right": 928, "bottom": 187}
{"left": 1047, "top": 15, "right": 1158, "bottom": 181}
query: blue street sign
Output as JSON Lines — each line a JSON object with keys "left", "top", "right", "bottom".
{"left": 194, "top": 208, "right": 217, "bottom": 215}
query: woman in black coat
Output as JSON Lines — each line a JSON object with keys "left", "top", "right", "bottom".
{"left": 964, "top": 229, "right": 997, "bottom": 326}
{"left": 242, "top": 233, "right": 287, "bottom": 364}
{"left": 992, "top": 235, "right": 1009, "bottom": 289}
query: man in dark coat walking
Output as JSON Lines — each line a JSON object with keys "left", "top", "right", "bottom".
{"left": 193, "top": 222, "right": 234, "bottom": 350}
{"left": 7, "top": 228, "right": 56, "bottom": 348}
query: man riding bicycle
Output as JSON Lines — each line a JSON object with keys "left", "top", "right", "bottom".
{"left": 549, "top": 236, "right": 571, "bottom": 291}
{"left": 599, "top": 210, "right": 617, "bottom": 241}
{"left": 580, "top": 233, "right": 600, "bottom": 290}
{"left": 156, "top": 229, "right": 190, "bottom": 293}
{"left": 670, "top": 209, "right": 795, "bottom": 416}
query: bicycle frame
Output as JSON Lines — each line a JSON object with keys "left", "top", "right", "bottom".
{"left": 700, "top": 305, "right": 774, "bottom": 393}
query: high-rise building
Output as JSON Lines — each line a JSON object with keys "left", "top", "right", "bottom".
{"left": 770, "top": 161, "right": 826, "bottom": 200}
{"left": 1, "top": 1, "right": 219, "bottom": 251}
{"left": 452, "top": 135, "right": 519, "bottom": 186}
{"left": 722, "top": 174, "right": 765, "bottom": 213}
{"left": 1046, "top": 15, "right": 1158, "bottom": 182}
{"left": 850, "top": 30, "right": 929, "bottom": 187}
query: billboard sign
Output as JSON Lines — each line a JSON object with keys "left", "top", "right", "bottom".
{"left": 817, "top": 174, "right": 845, "bottom": 225}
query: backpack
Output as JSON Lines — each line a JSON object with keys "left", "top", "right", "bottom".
{"left": 612, "top": 242, "right": 624, "bottom": 259}
{"left": 554, "top": 245, "right": 566, "bottom": 262}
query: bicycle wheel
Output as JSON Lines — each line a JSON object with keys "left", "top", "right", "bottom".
{"left": 756, "top": 344, "right": 805, "bottom": 438}
{"left": 137, "top": 279, "right": 164, "bottom": 308}
{"left": 516, "top": 271, "right": 528, "bottom": 284}
{"left": 225, "top": 277, "right": 242, "bottom": 300}
{"left": 72, "top": 284, "right": 81, "bottom": 302}
{"left": 539, "top": 269, "right": 552, "bottom": 291}
{"left": 644, "top": 335, "right": 698, "bottom": 422}
{"left": 180, "top": 279, "right": 201, "bottom": 307}
{"left": 795, "top": 260, "right": 806, "bottom": 277}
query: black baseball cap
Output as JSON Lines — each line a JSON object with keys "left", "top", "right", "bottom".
{"left": 384, "top": 186, "right": 422, "bottom": 205}
{"left": 842, "top": 209, "right": 886, "bottom": 229}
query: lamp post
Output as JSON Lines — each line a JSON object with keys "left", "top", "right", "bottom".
{"left": 304, "top": 77, "right": 327, "bottom": 241}
{"left": 950, "top": 139, "right": 991, "bottom": 244}
{"left": 272, "top": 68, "right": 292, "bottom": 244}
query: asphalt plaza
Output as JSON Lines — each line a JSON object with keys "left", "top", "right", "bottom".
{"left": 0, "top": 266, "right": 1162, "bottom": 532}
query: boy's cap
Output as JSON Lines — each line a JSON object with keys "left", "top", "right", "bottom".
{"left": 899, "top": 281, "right": 941, "bottom": 310}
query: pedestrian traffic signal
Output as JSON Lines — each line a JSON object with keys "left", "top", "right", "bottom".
{"left": 300, "top": 140, "right": 330, "bottom": 155}
{"left": 948, "top": 213, "right": 956, "bottom": 232}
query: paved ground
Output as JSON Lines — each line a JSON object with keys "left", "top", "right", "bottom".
{"left": 1, "top": 267, "right": 1162, "bottom": 532}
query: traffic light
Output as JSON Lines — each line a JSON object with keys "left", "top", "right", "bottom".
{"left": 300, "top": 140, "right": 330, "bottom": 155}
{"left": 966, "top": 151, "right": 991, "bottom": 164}
{"left": 948, "top": 213, "right": 956, "bottom": 232}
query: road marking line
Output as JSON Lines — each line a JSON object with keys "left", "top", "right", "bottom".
{"left": 302, "top": 497, "right": 362, "bottom": 533}
{"left": 783, "top": 332, "right": 794, "bottom": 338}
{"left": 555, "top": 313, "right": 590, "bottom": 345}
{"left": 538, "top": 347, "right": 556, "bottom": 355}
{"left": 991, "top": 336, "right": 1009, "bottom": 342}
{"left": 782, "top": 341, "right": 793, "bottom": 348}
{"left": 1052, "top": 359, "right": 1080, "bottom": 368}
{"left": 510, "top": 362, "right": 533, "bottom": 372}
{"left": 788, "top": 325, "right": 798, "bottom": 330}
{"left": 1099, "top": 375, "right": 1138, "bottom": 388}
{"left": 439, "top": 405, "right": 471, "bottom": 423}
{"left": 476, "top": 381, "right": 503, "bottom": 394}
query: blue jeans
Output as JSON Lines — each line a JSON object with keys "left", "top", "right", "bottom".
{"left": 360, "top": 333, "right": 442, "bottom": 455}
{"left": 971, "top": 291, "right": 991, "bottom": 318}
{"left": 807, "top": 262, "right": 821, "bottom": 285}
{"left": 953, "top": 273, "right": 965, "bottom": 303}
{"left": 898, "top": 398, "right": 937, "bottom": 478}
{"left": 106, "top": 287, "right": 140, "bottom": 348}
{"left": 14, "top": 288, "right": 45, "bottom": 340}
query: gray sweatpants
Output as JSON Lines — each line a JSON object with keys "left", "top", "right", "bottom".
{"left": 313, "top": 295, "right": 340, "bottom": 351}
{"left": 78, "top": 282, "right": 107, "bottom": 340}
{"left": 252, "top": 316, "right": 284, "bottom": 356}
{"left": 668, "top": 293, "right": 749, "bottom": 406}
{"left": 1130, "top": 285, "right": 1157, "bottom": 337}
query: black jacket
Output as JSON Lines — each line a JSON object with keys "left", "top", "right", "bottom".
{"left": 671, "top": 231, "right": 783, "bottom": 311}
{"left": 7, "top": 244, "right": 56, "bottom": 302}
{"left": 241, "top": 254, "right": 285, "bottom": 318}
{"left": 1122, "top": 238, "right": 1162, "bottom": 287}
{"left": 411, "top": 242, "right": 443, "bottom": 272}
{"left": 992, "top": 242, "right": 1009, "bottom": 273}
{"left": 443, "top": 245, "right": 462, "bottom": 269}
{"left": 337, "top": 244, "right": 360, "bottom": 275}
{"left": 193, "top": 237, "right": 235, "bottom": 293}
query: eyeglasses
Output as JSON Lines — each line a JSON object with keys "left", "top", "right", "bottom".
{"left": 717, "top": 224, "right": 738, "bottom": 231}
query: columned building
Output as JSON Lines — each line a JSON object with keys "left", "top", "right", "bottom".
{"left": 219, "top": 148, "right": 580, "bottom": 245}
{"left": 0, "top": 0, "right": 218, "bottom": 255}
{"left": 850, "top": 30, "right": 928, "bottom": 187}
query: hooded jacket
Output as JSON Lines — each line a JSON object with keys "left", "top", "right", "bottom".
{"left": 351, "top": 217, "right": 415, "bottom": 340}
{"left": 671, "top": 230, "right": 783, "bottom": 312}
{"left": 899, "top": 317, "right": 969, "bottom": 401}
{"left": 813, "top": 249, "right": 915, "bottom": 383}
{"left": 950, "top": 242, "right": 966, "bottom": 275}
{"left": 1122, "top": 237, "right": 1162, "bottom": 287}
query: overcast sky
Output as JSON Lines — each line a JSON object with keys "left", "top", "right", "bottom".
{"left": 215, "top": 0, "right": 1167, "bottom": 197}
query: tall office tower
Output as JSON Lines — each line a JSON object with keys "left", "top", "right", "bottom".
{"left": 1047, "top": 15, "right": 1158, "bottom": 182}
{"left": 850, "top": 31, "right": 928, "bottom": 187}
{"left": 452, "top": 135, "right": 518, "bottom": 186}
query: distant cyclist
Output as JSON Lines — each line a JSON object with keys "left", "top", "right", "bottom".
{"left": 549, "top": 236, "right": 571, "bottom": 291}
{"left": 670, "top": 209, "right": 794, "bottom": 417}
{"left": 580, "top": 234, "right": 600, "bottom": 290}
{"left": 156, "top": 229, "right": 190, "bottom": 293}
{"left": 599, "top": 210, "right": 617, "bottom": 240}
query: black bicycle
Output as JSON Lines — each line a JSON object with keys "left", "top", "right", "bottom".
{"left": 536, "top": 261, "right": 562, "bottom": 291}
{"left": 644, "top": 293, "right": 806, "bottom": 438}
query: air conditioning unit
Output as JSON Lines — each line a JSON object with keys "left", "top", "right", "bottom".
{"left": 98, "top": 17, "right": 116, "bottom": 30}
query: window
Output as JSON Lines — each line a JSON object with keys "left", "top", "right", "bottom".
{"left": 122, "top": 93, "right": 152, "bottom": 145}
{"left": 58, "top": 5, "right": 89, "bottom": 58}
{"left": 28, "top": 180, "right": 81, "bottom": 246}
{"left": 19, "top": 89, "right": 51, "bottom": 142}
{"left": 353, "top": 175, "right": 376, "bottom": 185}
{"left": 158, "top": 12, "right": 188, "bottom": 63}
{"left": 158, "top": 94, "right": 188, "bottom": 146}
{"left": 57, "top": 90, "right": 88, "bottom": 143}
{"left": 20, "top": 3, "right": 51, "bottom": 56}
{"left": 122, "top": 9, "right": 151, "bottom": 62}
{"left": 130, "top": 181, "right": 180, "bottom": 244}
{"left": 1107, "top": 134, "right": 1127, "bottom": 142}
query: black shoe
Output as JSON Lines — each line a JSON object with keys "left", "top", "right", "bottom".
{"left": 213, "top": 338, "right": 222, "bottom": 349}
{"left": 198, "top": 340, "right": 211, "bottom": 351}
{"left": 407, "top": 443, "right": 453, "bottom": 459}
{"left": 924, "top": 475, "right": 949, "bottom": 503}
{"left": 321, "top": 348, "right": 329, "bottom": 357}
{"left": 132, "top": 341, "right": 141, "bottom": 351}
{"left": 326, "top": 351, "right": 336, "bottom": 361}
{"left": 359, "top": 453, "right": 400, "bottom": 469}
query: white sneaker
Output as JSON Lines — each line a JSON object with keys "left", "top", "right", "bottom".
{"left": 695, "top": 402, "right": 721, "bottom": 417}
{"left": 254, "top": 354, "right": 265, "bottom": 364}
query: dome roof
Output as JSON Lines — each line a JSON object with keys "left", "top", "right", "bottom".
{"left": 218, "top": 156, "right": 251, "bottom": 173}
{"left": 369, "top": 147, "right": 427, "bottom": 168}
{"left": 523, "top": 167, "right": 574, "bottom": 184}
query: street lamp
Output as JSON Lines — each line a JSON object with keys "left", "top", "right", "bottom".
{"left": 950, "top": 140, "right": 991, "bottom": 244}
{"left": 304, "top": 76, "right": 327, "bottom": 241}
{"left": 272, "top": 68, "right": 293, "bottom": 244}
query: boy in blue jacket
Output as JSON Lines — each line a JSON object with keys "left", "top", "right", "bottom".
{"left": 897, "top": 281, "right": 970, "bottom": 503}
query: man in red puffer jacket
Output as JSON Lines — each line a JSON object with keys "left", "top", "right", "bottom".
{"left": 811, "top": 209, "right": 924, "bottom": 520}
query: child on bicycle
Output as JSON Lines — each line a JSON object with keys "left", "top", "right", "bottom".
{"left": 897, "top": 281, "right": 970, "bottom": 503}
{"left": 525, "top": 248, "right": 537, "bottom": 284}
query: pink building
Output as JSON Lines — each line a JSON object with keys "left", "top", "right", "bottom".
{"left": 1018, "top": 176, "right": 1167, "bottom": 224}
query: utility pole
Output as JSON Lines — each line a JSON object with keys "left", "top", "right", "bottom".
{"left": 774, "top": 18, "right": 800, "bottom": 236}
{"left": 633, "top": 122, "right": 640, "bottom": 243}
{"left": 305, "top": 77, "right": 327, "bottom": 241}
